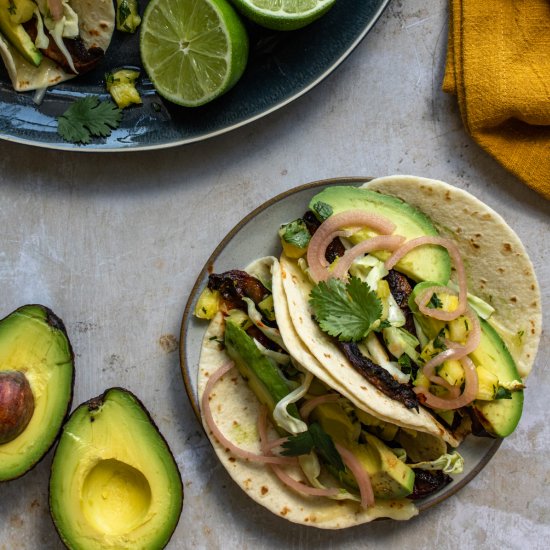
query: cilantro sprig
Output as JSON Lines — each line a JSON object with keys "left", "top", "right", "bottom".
{"left": 309, "top": 277, "right": 382, "bottom": 342}
{"left": 280, "top": 423, "right": 345, "bottom": 472}
{"left": 57, "top": 96, "right": 122, "bottom": 144}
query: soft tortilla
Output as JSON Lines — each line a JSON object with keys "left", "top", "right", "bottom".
{"left": 198, "top": 309, "right": 418, "bottom": 528}
{"left": 0, "top": 0, "right": 115, "bottom": 91}
{"left": 362, "top": 176, "right": 541, "bottom": 378}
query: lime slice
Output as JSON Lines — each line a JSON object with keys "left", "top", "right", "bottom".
{"left": 140, "top": 0, "right": 249, "bottom": 107}
{"left": 229, "top": 0, "right": 337, "bottom": 30}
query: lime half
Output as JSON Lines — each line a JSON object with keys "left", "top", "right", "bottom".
{"left": 140, "top": 0, "right": 249, "bottom": 107}
{"left": 229, "top": 0, "right": 337, "bottom": 30}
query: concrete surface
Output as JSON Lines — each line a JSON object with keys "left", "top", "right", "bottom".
{"left": 0, "top": 1, "right": 548, "bottom": 549}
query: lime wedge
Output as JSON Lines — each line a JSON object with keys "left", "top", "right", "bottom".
{"left": 140, "top": 0, "right": 249, "bottom": 107}
{"left": 229, "top": 0, "right": 337, "bottom": 30}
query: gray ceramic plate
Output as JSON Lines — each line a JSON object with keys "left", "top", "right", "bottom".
{"left": 0, "top": 0, "right": 390, "bottom": 151}
{"left": 179, "top": 177, "right": 502, "bottom": 518}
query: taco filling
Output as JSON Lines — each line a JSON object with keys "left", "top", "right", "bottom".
{"left": 0, "top": 0, "right": 115, "bottom": 91}
{"left": 195, "top": 176, "right": 541, "bottom": 527}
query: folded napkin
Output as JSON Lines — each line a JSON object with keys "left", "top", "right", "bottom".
{"left": 443, "top": 0, "right": 550, "bottom": 199}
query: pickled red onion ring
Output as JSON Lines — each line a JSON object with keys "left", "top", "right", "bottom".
{"left": 318, "top": 230, "right": 351, "bottom": 268}
{"left": 270, "top": 465, "right": 341, "bottom": 497}
{"left": 202, "top": 361, "right": 297, "bottom": 465}
{"left": 257, "top": 406, "right": 340, "bottom": 497}
{"left": 330, "top": 235, "right": 406, "bottom": 280}
{"left": 47, "top": 0, "right": 64, "bottom": 20}
{"left": 385, "top": 236, "right": 468, "bottom": 321}
{"left": 335, "top": 443, "right": 375, "bottom": 508}
{"left": 414, "top": 356, "right": 478, "bottom": 410}
{"left": 299, "top": 393, "right": 341, "bottom": 422}
{"left": 307, "top": 210, "right": 396, "bottom": 282}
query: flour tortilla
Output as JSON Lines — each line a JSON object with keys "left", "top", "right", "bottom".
{"left": 0, "top": 0, "right": 115, "bottom": 91}
{"left": 198, "top": 310, "right": 418, "bottom": 528}
{"left": 363, "top": 176, "right": 541, "bottom": 378}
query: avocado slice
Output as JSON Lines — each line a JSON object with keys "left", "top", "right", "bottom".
{"left": 0, "top": 1, "right": 42, "bottom": 66}
{"left": 409, "top": 283, "right": 523, "bottom": 437}
{"left": 312, "top": 401, "right": 415, "bottom": 498}
{"left": 469, "top": 320, "right": 523, "bottom": 437}
{"left": 309, "top": 186, "right": 451, "bottom": 284}
{"left": 0, "top": 305, "right": 74, "bottom": 482}
{"left": 49, "top": 388, "right": 183, "bottom": 550}
{"left": 224, "top": 318, "right": 298, "bottom": 429}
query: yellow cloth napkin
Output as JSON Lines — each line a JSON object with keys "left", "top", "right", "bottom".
{"left": 443, "top": 0, "right": 550, "bottom": 199}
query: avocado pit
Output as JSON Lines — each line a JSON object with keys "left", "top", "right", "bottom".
{"left": 0, "top": 370, "right": 35, "bottom": 444}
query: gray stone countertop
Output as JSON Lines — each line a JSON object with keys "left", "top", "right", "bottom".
{"left": 0, "top": 1, "right": 548, "bottom": 549}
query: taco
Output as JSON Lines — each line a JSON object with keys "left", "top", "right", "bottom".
{"left": 278, "top": 176, "right": 541, "bottom": 440}
{"left": 0, "top": 0, "right": 115, "bottom": 92}
{"left": 193, "top": 177, "right": 541, "bottom": 528}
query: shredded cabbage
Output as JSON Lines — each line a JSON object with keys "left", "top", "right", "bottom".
{"left": 253, "top": 339, "right": 291, "bottom": 366}
{"left": 272, "top": 371, "right": 313, "bottom": 434}
{"left": 361, "top": 332, "right": 410, "bottom": 383}
{"left": 35, "top": 0, "right": 79, "bottom": 73}
{"left": 408, "top": 451, "right": 464, "bottom": 474}
{"left": 298, "top": 453, "right": 360, "bottom": 502}
{"left": 242, "top": 297, "right": 287, "bottom": 352}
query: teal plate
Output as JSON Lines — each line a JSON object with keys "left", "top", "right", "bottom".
{"left": 0, "top": 0, "right": 390, "bottom": 151}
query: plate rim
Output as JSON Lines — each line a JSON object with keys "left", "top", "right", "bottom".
{"left": 0, "top": 1, "right": 391, "bottom": 152}
{"left": 178, "top": 176, "right": 503, "bottom": 517}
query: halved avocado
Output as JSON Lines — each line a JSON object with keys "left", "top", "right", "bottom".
{"left": 309, "top": 186, "right": 451, "bottom": 284}
{"left": 49, "top": 388, "right": 183, "bottom": 550}
{"left": 0, "top": 305, "right": 74, "bottom": 482}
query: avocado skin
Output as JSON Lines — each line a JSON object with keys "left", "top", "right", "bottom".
{"left": 224, "top": 318, "right": 298, "bottom": 429}
{"left": 308, "top": 186, "right": 451, "bottom": 284}
{"left": 0, "top": 304, "right": 74, "bottom": 482}
{"left": 49, "top": 387, "right": 184, "bottom": 550}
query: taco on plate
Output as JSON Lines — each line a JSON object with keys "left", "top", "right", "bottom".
{"left": 194, "top": 176, "right": 541, "bottom": 527}
{"left": 0, "top": 0, "right": 115, "bottom": 91}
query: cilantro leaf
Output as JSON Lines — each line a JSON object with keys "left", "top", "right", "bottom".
{"left": 281, "top": 422, "right": 345, "bottom": 472}
{"left": 57, "top": 96, "right": 122, "bottom": 144}
{"left": 428, "top": 292, "right": 443, "bottom": 309}
{"left": 495, "top": 387, "right": 513, "bottom": 400}
{"left": 309, "top": 276, "right": 382, "bottom": 342}
{"left": 311, "top": 201, "right": 333, "bottom": 221}
{"left": 280, "top": 219, "right": 311, "bottom": 248}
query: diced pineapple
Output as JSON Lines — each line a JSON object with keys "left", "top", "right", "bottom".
{"left": 448, "top": 315, "right": 471, "bottom": 344}
{"left": 106, "top": 69, "right": 142, "bottom": 109}
{"left": 193, "top": 288, "right": 220, "bottom": 320}
{"left": 436, "top": 359, "right": 465, "bottom": 387}
{"left": 475, "top": 365, "right": 499, "bottom": 401}
{"left": 280, "top": 239, "right": 307, "bottom": 259}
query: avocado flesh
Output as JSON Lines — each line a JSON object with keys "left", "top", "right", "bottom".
{"left": 469, "top": 320, "right": 523, "bottom": 437}
{"left": 309, "top": 186, "right": 451, "bottom": 284}
{"left": 224, "top": 318, "right": 297, "bottom": 430}
{"left": 0, "top": 305, "right": 74, "bottom": 482}
{"left": 49, "top": 388, "right": 183, "bottom": 550}
{"left": 0, "top": 4, "right": 42, "bottom": 66}
{"left": 409, "top": 284, "right": 523, "bottom": 437}
{"left": 312, "top": 402, "right": 414, "bottom": 499}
